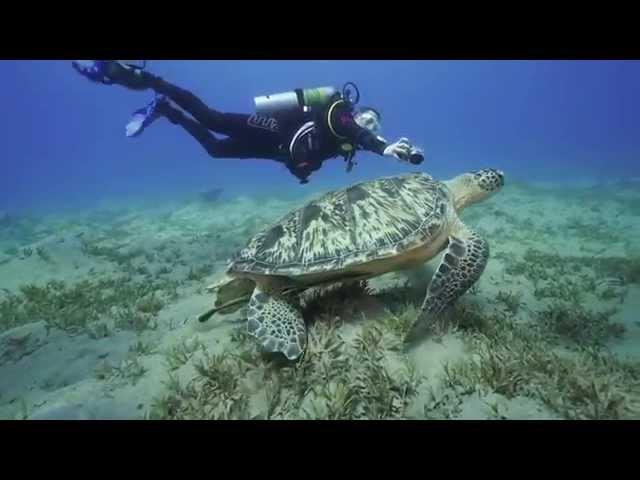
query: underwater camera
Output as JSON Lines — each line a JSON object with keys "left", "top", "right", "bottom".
{"left": 409, "top": 147, "right": 424, "bottom": 165}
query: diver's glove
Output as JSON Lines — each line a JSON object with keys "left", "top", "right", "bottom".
{"left": 383, "top": 137, "right": 411, "bottom": 161}
{"left": 384, "top": 137, "right": 424, "bottom": 164}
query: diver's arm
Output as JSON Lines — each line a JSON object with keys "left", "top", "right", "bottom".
{"left": 329, "top": 103, "right": 423, "bottom": 163}
{"left": 329, "top": 104, "right": 387, "bottom": 154}
{"left": 356, "top": 129, "right": 389, "bottom": 155}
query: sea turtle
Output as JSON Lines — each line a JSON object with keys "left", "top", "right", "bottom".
{"left": 202, "top": 168, "right": 505, "bottom": 360}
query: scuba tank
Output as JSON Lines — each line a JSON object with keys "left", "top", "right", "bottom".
{"left": 254, "top": 86, "right": 339, "bottom": 118}
{"left": 120, "top": 60, "right": 147, "bottom": 70}
{"left": 254, "top": 83, "right": 359, "bottom": 119}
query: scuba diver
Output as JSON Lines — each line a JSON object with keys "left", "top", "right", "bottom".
{"left": 71, "top": 60, "right": 425, "bottom": 184}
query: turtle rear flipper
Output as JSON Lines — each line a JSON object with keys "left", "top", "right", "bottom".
{"left": 247, "top": 288, "right": 308, "bottom": 361}
{"left": 214, "top": 277, "right": 255, "bottom": 307}
{"left": 405, "top": 222, "right": 489, "bottom": 343}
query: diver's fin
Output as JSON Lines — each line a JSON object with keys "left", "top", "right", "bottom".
{"left": 125, "top": 95, "right": 168, "bottom": 138}
{"left": 72, "top": 60, "right": 153, "bottom": 90}
{"left": 72, "top": 60, "right": 114, "bottom": 85}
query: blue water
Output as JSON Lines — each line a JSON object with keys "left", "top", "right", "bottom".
{"left": 1, "top": 60, "right": 639, "bottom": 213}
{"left": 2, "top": 59, "right": 640, "bottom": 420}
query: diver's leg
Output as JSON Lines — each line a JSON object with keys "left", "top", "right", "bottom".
{"left": 72, "top": 61, "right": 280, "bottom": 140}
{"left": 150, "top": 77, "right": 281, "bottom": 140}
{"left": 158, "top": 102, "right": 281, "bottom": 160}
{"left": 149, "top": 78, "right": 227, "bottom": 130}
{"left": 158, "top": 103, "right": 224, "bottom": 157}
{"left": 100, "top": 62, "right": 279, "bottom": 139}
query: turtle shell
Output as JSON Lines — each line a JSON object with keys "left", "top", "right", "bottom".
{"left": 228, "top": 173, "right": 450, "bottom": 276}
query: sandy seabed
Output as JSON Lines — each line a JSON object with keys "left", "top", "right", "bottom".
{"left": 1, "top": 176, "right": 639, "bottom": 420}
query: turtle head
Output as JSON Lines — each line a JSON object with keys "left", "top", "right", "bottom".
{"left": 445, "top": 168, "right": 505, "bottom": 212}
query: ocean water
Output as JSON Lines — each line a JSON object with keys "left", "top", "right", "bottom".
{"left": 0, "top": 60, "right": 639, "bottom": 420}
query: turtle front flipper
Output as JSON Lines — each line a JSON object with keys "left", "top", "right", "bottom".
{"left": 247, "top": 287, "right": 308, "bottom": 361}
{"left": 405, "top": 222, "right": 489, "bottom": 343}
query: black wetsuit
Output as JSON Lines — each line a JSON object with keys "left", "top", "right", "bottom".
{"left": 147, "top": 77, "right": 388, "bottom": 183}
